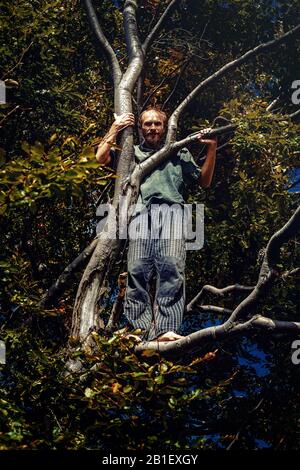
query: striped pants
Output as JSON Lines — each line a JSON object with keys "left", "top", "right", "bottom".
{"left": 123, "top": 204, "right": 186, "bottom": 341}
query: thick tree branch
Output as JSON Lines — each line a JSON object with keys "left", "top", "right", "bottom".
{"left": 83, "top": 0, "right": 122, "bottom": 87}
{"left": 136, "top": 71, "right": 145, "bottom": 115}
{"left": 129, "top": 124, "right": 234, "bottom": 187}
{"left": 115, "top": 1, "right": 144, "bottom": 112}
{"left": 124, "top": 0, "right": 144, "bottom": 63}
{"left": 166, "top": 23, "right": 300, "bottom": 143}
{"left": 172, "top": 124, "right": 236, "bottom": 151}
{"left": 128, "top": 101, "right": 299, "bottom": 195}
{"left": 111, "top": 0, "right": 145, "bottom": 192}
{"left": 135, "top": 315, "right": 300, "bottom": 356}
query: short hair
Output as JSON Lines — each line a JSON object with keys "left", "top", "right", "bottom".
{"left": 139, "top": 108, "right": 168, "bottom": 127}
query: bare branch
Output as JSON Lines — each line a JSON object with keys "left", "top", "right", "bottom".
{"left": 191, "top": 305, "right": 233, "bottom": 315}
{"left": 129, "top": 102, "right": 300, "bottom": 189}
{"left": 289, "top": 108, "right": 300, "bottom": 120}
{"left": 227, "top": 206, "right": 300, "bottom": 324}
{"left": 83, "top": 0, "right": 122, "bottom": 86}
{"left": 266, "top": 96, "right": 281, "bottom": 112}
{"left": 127, "top": 124, "right": 235, "bottom": 192}
{"left": 166, "top": 23, "right": 300, "bottom": 143}
{"left": 172, "top": 124, "right": 236, "bottom": 151}
{"left": 1, "top": 41, "right": 34, "bottom": 80}
{"left": 187, "top": 284, "right": 254, "bottom": 313}
{"left": 135, "top": 314, "right": 300, "bottom": 356}
{"left": 136, "top": 71, "right": 145, "bottom": 116}
{"left": 170, "top": 104, "right": 300, "bottom": 154}
{"left": 143, "top": 0, "right": 180, "bottom": 54}
{"left": 282, "top": 267, "right": 300, "bottom": 278}
{"left": 0, "top": 105, "right": 20, "bottom": 128}
{"left": 40, "top": 238, "right": 98, "bottom": 307}
{"left": 135, "top": 206, "right": 300, "bottom": 356}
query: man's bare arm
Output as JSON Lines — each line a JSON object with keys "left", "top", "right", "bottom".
{"left": 95, "top": 113, "right": 135, "bottom": 165}
{"left": 196, "top": 130, "right": 217, "bottom": 188}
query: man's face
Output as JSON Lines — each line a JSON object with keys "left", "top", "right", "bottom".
{"left": 140, "top": 111, "right": 166, "bottom": 148}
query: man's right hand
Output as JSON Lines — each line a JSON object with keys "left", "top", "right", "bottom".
{"left": 112, "top": 113, "right": 135, "bottom": 132}
{"left": 96, "top": 113, "right": 134, "bottom": 165}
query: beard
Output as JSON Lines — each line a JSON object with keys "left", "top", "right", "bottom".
{"left": 144, "top": 131, "right": 163, "bottom": 147}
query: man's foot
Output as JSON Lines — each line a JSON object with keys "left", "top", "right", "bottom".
{"left": 154, "top": 331, "right": 184, "bottom": 342}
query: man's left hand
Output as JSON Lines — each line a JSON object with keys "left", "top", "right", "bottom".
{"left": 197, "top": 127, "right": 217, "bottom": 147}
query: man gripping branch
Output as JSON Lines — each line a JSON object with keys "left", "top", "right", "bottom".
{"left": 96, "top": 108, "right": 217, "bottom": 342}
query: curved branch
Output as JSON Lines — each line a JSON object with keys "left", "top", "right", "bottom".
{"left": 166, "top": 23, "right": 300, "bottom": 142}
{"left": 187, "top": 284, "right": 254, "bottom": 313}
{"left": 134, "top": 206, "right": 300, "bottom": 356}
{"left": 143, "top": 0, "right": 180, "bottom": 54}
{"left": 227, "top": 206, "right": 300, "bottom": 326}
{"left": 83, "top": 0, "right": 122, "bottom": 86}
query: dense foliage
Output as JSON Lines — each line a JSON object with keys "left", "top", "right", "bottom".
{"left": 0, "top": 0, "right": 299, "bottom": 450}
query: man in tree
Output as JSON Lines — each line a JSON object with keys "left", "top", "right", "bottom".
{"left": 96, "top": 109, "right": 217, "bottom": 342}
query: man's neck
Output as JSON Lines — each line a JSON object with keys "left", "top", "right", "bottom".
{"left": 141, "top": 140, "right": 164, "bottom": 151}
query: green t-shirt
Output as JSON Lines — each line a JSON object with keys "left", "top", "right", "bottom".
{"left": 134, "top": 144, "right": 201, "bottom": 207}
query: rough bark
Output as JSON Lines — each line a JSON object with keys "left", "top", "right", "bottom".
{"left": 71, "top": 0, "right": 144, "bottom": 346}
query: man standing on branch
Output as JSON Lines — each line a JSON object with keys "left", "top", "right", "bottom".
{"left": 96, "top": 109, "right": 217, "bottom": 342}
